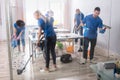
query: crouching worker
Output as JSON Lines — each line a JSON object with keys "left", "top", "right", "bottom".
{"left": 114, "top": 61, "right": 120, "bottom": 80}
{"left": 34, "top": 10, "right": 57, "bottom": 72}
{"left": 13, "top": 20, "right": 25, "bottom": 52}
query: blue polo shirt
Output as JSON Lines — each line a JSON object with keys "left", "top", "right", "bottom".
{"left": 49, "top": 17, "right": 54, "bottom": 26}
{"left": 38, "top": 18, "right": 56, "bottom": 37}
{"left": 14, "top": 23, "right": 25, "bottom": 38}
{"left": 45, "top": 13, "right": 54, "bottom": 26}
{"left": 75, "top": 12, "right": 84, "bottom": 27}
{"left": 14, "top": 23, "right": 25, "bottom": 33}
{"left": 83, "top": 14, "right": 103, "bottom": 39}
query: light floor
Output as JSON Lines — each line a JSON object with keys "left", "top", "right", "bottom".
{"left": 0, "top": 41, "right": 114, "bottom": 80}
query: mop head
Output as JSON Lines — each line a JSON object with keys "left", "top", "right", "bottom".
{"left": 17, "top": 67, "right": 25, "bottom": 75}
{"left": 17, "top": 69, "right": 23, "bottom": 75}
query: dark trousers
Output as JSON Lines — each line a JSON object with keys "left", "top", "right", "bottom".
{"left": 45, "top": 35, "right": 56, "bottom": 68}
{"left": 75, "top": 27, "right": 83, "bottom": 46}
{"left": 83, "top": 37, "right": 97, "bottom": 60}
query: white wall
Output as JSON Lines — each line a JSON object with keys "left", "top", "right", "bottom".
{"left": 70, "top": 0, "right": 120, "bottom": 54}
{"left": 24, "top": 0, "right": 38, "bottom": 25}
{"left": 0, "top": 0, "right": 24, "bottom": 41}
{"left": 109, "top": 0, "right": 120, "bottom": 54}
{"left": 0, "top": 0, "right": 7, "bottom": 41}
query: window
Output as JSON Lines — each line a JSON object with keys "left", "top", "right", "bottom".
{"left": 24, "top": 0, "right": 65, "bottom": 26}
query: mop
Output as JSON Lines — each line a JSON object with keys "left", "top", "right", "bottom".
{"left": 17, "top": 36, "right": 45, "bottom": 75}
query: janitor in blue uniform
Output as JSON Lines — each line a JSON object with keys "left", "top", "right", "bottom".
{"left": 34, "top": 10, "right": 57, "bottom": 72}
{"left": 80, "top": 7, "right": 106, "bottom": 64}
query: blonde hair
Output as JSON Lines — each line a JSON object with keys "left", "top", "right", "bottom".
{"left": 34, "top": 10, "right": 46, "bottom": 22}
{"left": 34, "top": 10, "right": 41, "bottom": 15}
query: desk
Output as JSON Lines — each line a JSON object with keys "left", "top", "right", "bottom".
{"left": 29, "top": 33, "right": 84, "bottom": 61}
{"left": 54, "top": 29, "right": 70, "bottom": 33}
{"left": 29, "top": 28, "right": 70, "bottom": 35}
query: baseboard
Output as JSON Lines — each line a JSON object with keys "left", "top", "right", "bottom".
{"left": 96, "top": 46, "right": 120, "bottom": 60}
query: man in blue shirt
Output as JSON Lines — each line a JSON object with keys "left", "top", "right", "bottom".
{"left": 34, "top": 10, "right": 57, "bottom": 72}
{"left": 13, "top": 20, "right": 25, "bottom": 52}
{"left": 74, "top": 9, "right": 84, "bottom": 52}
{"left": 80, "top": 7, "right": 106, "bottom": 64}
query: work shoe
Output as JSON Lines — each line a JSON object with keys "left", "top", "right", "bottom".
{"left": 90, "top": 60, "right": 96, "bottom": 64}
{"left": 53, "top": 65, "right": 57, "bottom": 71}
{"left": 40, "top": 68, "right": 50, "bottom": 73}
{"left": 81, "top": 59, "right": 87, "bottom": 64}
{"left": 53, "top": 67, "right": 58, "bottom": 71}
{"left": 45, "top": 68, "right": 50, "bottom": 72}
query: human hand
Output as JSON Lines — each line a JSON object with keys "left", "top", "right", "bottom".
{"left": 80, "top": 21, "right": 84, "bottom": 27}
{"left": 77, "top": 27, "right": 80, "bottom": 31}
{"left": 36, "top": 41, "right": 40, "bottom": 47}
{"left": 103, "top": 27, "right": 107, "bottom": 30}
{"left": 16, "top": 36, "right": 20, "bottom": 40}
{"left": 13, "top": 33, "right": 17, "bottom": 39}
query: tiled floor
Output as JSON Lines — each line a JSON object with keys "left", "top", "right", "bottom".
{"left": 0, "top": 41, "right": 115, "bottom": 80}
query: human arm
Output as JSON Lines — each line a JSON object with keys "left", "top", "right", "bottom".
{"left": 13, "top": 23, "right": 18, "bottom": 39}
{"left": 76, "top": 13, "right": 85, "bottom": 30}
{"left": 16, "top": 27, "right": 25, "bottom": 40}
{"left": 79, "top": 16, "right": 86, "bottom": 27}
{"left": 74, "top": 14, "right": 77, "bottom": 25}
{"left": 98, "top": 19, "right": 106, "bottom": 34}
{"left": 37, "top": 27, "right": 42, "bottom": 44}
{"left": 36, "top": 19, "right": 44, "bottom": 45}
{"left": 16, "top": 30, "right": 24, "bottom": 40}
{"left": 13, "top": 27, "right": 17, "bottom": 38}
{"left": 99, "top": 28, "right": 106, "bottom": 34}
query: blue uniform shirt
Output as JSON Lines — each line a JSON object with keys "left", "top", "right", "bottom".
{"left": 38, "top": 18, "right": 56, "bottom": 37}
{"left": 75, "top": 12, "right": 84, "bottom": 26}
{"left": 49, "top": 17, "right": 54, "bottom": 26}
{"left": 83, "top": 14, "right": 103, "bottom": 39}
{"left": 14, "top": 23, "right": 25, "bottom": 39}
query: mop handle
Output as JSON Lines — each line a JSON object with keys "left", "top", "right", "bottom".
{"left": 23, "top": 36, "right": 45, "bottom": 69}
{"left": 23, "top": 55, "right": 32, "bottom": 69}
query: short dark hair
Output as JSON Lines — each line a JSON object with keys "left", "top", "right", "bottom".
{"left": 94, "top": 7, "right": 101, "bottom": 11}
{"left": 16, "top": 20, "right": 25, "bottom": 27}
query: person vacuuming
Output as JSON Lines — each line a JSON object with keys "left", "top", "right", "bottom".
{"left": 34, "top": 10, "right": 57, "bottom": 72}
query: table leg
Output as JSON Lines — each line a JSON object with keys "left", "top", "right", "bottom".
{"left": 29, "top": 37, "right": 33, "bottom": 62}
{"left": 32, "top": 42, "right": 34, "bottom": 62}
{"left": 29, "top": 37, "right": 31, "bottom": 56}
